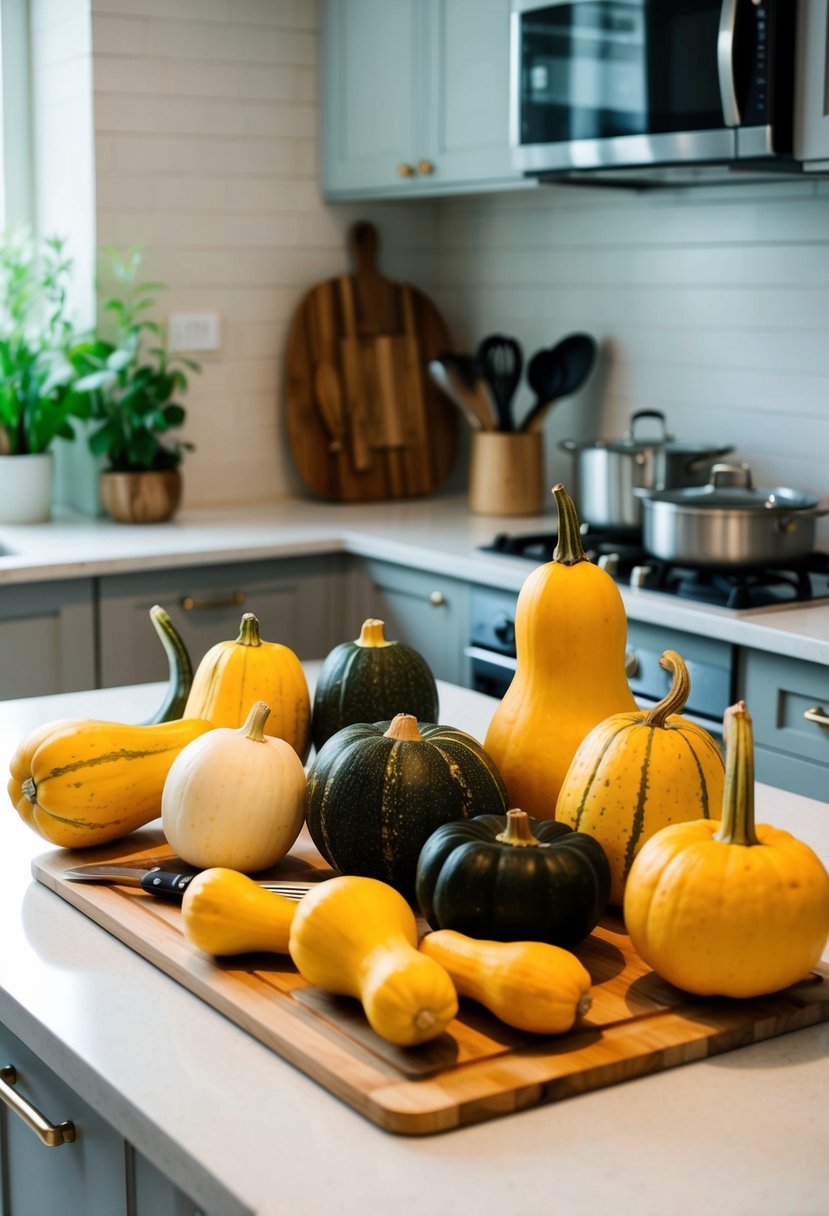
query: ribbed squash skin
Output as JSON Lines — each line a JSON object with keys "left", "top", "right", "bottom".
{"left": 289, "top": 875, "right": 458, "bottom": 1046}
{"left": 557, "top": 652, "right": 725, "bottom": 905}
{"left": 8, "top": 716, "right": 213, "bottom": 848}
{"left": 311, "top": 618, "right": 438, "bottom": 752}
{"left": 183, "top": 612, "right": 311, "bottom": 761}
{"left": 420, "top": 930, "right": 592, "bottom": 1035}
{"left": 484, "top": 485, "right": 637, "bottom": 819}
{"left": 305, "top": 714, "right": 508, "bottom": 900}
{"left": 181, "top": 867, "right": 297, "bottom": 956}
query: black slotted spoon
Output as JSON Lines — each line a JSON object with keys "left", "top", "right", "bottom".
{"left": 476, "top": 334, "right": 523, "bottom": 432}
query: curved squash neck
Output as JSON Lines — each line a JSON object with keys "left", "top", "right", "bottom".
{"left": 236, "top": 613, "right": 262, "bottom": 647}
{"left": 644, "top": 650, "right": 690, "bottom": 728}
{"left": 714, "top": 701, "right": 760, "bottom": 847}
{"left": 552, "top": 484, "right": 588, "bottom": 566}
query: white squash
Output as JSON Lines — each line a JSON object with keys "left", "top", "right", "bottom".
{"left": 162, "top": 700, "right": 306, "bottom": 872}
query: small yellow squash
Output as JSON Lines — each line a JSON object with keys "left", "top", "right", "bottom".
{"left": 184, "top": 612, "right": 311, "bottom": 761}
{"left": 556, "top": 650, "right": 725, "bottom": 905}
{"left": 162, "top": 700, "right": 306, "bottom": 873}
{"left": 8, "top": 716, "right": 213, "bottom": 849}
{"left": 624, "top": 701, "right": 829, "bottom": 998}
{"left": 289, "top": 875, "right": 458, "bottom": 1046}
{"left": 181, "top": 867, "right": 297, "bottom": 956}
{"left": 419, "top": 929, "right": 592, "bottom": 1035}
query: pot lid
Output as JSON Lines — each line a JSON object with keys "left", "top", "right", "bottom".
{"left": 562, "top": 409, "right": 731, "bottom": 457}
{"left": 642, "top": 463, "right": 819, "bottom": 512}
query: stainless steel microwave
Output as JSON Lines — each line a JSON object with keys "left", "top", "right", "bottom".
{"left": 510, "top": 0, "right": 813, "bottom": 185}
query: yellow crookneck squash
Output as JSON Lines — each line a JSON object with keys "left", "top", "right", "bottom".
{"left": 183, "top": 611, "right": 311, "bottom": 761}
{"left": 484, "top": 483, "right": 638, "bottom": 818}
{"left": 556, "top": 649, "right": 725, "bottom": 905}
{"left": 623, "top": 701, "right": 829, "bottom": 998}
{"left": 8, "top": 716, "right": 213, "bottom": 849}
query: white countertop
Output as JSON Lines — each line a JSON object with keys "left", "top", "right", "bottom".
{"left": 1, "top": 675, "right": 827, "bottom": 1216}
{"left": 1, "top": 493, "right": 828, "bottom": 665}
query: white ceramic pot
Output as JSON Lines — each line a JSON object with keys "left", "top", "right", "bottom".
{"left": 0, "top": 453, "right": 54, "bottom": 523}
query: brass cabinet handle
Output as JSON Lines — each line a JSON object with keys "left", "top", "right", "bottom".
{"left": 804, "top": 705, "right": 829, "bottom": 728}
{"left": 398, "top": 163, "right": 416, "bottom": 177}
{"left": 0, "top": 1066, "right": 76, "bottom": 1147}
{"left": 418, "top": 159, "right": 435, "bottom": 175}
{"left": 180, "top": 591, "right": 245, "bottom": 611}
{"left": 429, "top": 590, "right": 446, "bottom": 606}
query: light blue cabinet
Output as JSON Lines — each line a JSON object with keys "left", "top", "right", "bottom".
{"left": 0, "top": 580, "right": 96, "bottom": 702}
{"left": 739, "top": 649, "right": 829, "bottom": 800}
{"left": 321, "top": 0, "right": 531, "bottom": 199}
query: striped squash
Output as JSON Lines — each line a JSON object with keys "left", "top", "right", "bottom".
{"left": 8, "top": 716, "right": 213, "bottom": 849}
{"left": 555, "top": 650, "right": 725, "bottom": 905}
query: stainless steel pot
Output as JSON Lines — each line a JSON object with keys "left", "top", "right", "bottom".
{"left": 560, "top": 410, "right": 734, "bottom": 530}
{"left": 639, "top": 463, "right": 829, "bottom": 567}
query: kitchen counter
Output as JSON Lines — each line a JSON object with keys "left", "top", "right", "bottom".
{"left": 1, "top": 675, "right": 827, "bottom": 1216}
{"left": 1, "top": 493, "right": 828, "bottom": 666}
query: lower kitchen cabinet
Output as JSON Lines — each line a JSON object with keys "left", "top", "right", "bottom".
{"left": 352, "top": 559, "right": 470, "bottom": 686}
{"left": 739, "top": 649, "right": 829, "bottom": 800}
{"left": 0, "top": 1024, "right": 201, "bottom": 1216}
{"left": 0, "top": 580, "right": 95, "bottom": 703}
{"left": 97, "top": 555, "right": 346, "bottom": 691}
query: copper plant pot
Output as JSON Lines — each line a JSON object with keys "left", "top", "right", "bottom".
{"left": 100, "top": 469, "right": 182, "bottom": 524}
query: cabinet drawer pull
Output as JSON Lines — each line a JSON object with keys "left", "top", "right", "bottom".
{"left": 180, "top": 591, "right": 246, "bottom": 612}
{"left": 418, "top": 159, "right": 435, "bottom": 175}
{"left": 0, "top": 1066, "right": 76, "bottom": 1147}
{"left": 804, "top": 705, "right": 829, "bottom": 728}
{"left": 397, "top": 162, "right": 415, "bottom": 177}
{"left": 429, "top": 590, "right": 445, "bottom": 606}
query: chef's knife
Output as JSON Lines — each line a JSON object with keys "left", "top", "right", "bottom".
{"left": 63, "top": 863, "right": 313, "bottom": 901}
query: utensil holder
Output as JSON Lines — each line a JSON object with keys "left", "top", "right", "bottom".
{"left": 469, "top": 431, "right": 544, "bottom": 516}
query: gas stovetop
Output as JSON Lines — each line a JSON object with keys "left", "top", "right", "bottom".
{"left": 480, "top": 530, "right": 829, "bottom": 611}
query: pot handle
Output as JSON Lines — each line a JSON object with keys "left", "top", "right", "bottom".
{"left": 626, "top": 410, "right": 673, "bottom": 443}
{"left": 559, "top": 438, "right": 580, "bottom": 453}
{"left": 709, "top": 462, "right": 753, "bottom": 489}
{"left": 683, "top": 444, "right": 735, "bottom": 473}
{"left": 771, "top": 501, "right": 829, "bottom": 532}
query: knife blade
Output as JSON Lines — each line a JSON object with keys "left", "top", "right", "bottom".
{"left": 62, "top": 863, "right": 313, "bottom": 901}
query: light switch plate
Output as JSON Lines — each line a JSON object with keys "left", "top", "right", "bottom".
{"left": 167, "top": 312, "right": 222, "bottom": 352}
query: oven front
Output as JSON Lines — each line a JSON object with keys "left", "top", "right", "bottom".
{"left": 468, "top": 587, "right": 734, "bottom": 741}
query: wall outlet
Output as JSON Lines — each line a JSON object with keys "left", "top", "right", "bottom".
{"left": 167, "top": 312, "right": 223, "bottom": 352}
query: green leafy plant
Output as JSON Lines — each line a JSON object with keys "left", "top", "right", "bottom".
{"left": 73, "top": 249, "right": 198, "bottom": 472}
{"left": 0, "top": 227, "right": 88, "bottom": 455}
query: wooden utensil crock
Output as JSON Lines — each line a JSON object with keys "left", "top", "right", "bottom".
{"left": 469, "top": 431, "right": 543, "bottom": 516}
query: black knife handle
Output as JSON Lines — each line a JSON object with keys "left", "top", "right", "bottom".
{"left": 139, "top": 870, "right": 196, "bottom": 898}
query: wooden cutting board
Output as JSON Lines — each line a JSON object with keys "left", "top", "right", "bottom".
{"left": 284, "top": 221, "right": 457, "bottom": 502}
{"left": 33, "top": 830, "right": 829, "bottom": 1137}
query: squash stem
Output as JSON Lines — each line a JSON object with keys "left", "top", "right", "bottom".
{"left": 357, "top": 618, "right": 391, "bottom": 648}
{"left": 495, "top": 809, "right": 542, "bottom": 848}
{"left": 236, "top": 613, "right": 262, "bottom": 647}
{"left": 22, "top": 777, "right": 37, "bottom": 805}
{"left": 384, "top": 713, "right": 422, "bottom": 742}
{"left": 714, "top": 701, "right": 760, "bottom": 847}
{"left": 241, "top": 700, "right": 272, "bottom": 743}
{"left": 552, "top": 485, "right": 588, "bottom": 566}
{"left": 644, "top": 650, "right": 690, "bottom": 728}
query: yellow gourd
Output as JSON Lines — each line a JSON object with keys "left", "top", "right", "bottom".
{"left": 556, "top": 650, "right": 725, "bottom": 905}
{"left": 419, "top": 930, "right": 592, "bottom": 1034}
{"left": 181, "top": 867, "right": 296, "bottom": 956}
{"left": 184, "top": 612, "right": 311, "bottom": 761}
{"left": 624, "top": 701, "right": 829, "bottom": 998}
{"left": 484, "top": 484, "right": 638, "bottom": 818}
{"left": 8, "top": 716, "right": 213, "bottom": 849}
{"left": 288, "top": 875, "right": 458, "bottom": 1046}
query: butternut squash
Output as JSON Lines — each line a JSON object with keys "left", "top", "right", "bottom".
{"left": 289, "top": 875, "right": 458, "bottom": 1046}
{"left": 484, "top": 483, "right": 638, "bottom": 817}
{"left": 420, "top": 929, "right": 592, "bottom": 1035}
{"left": 181, "top": 867, "right": 297, "bottom": 956}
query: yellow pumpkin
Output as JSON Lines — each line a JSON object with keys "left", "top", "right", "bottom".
{"left": 183, "top": 612, "right": 311, "bottom": 761}
{"left": 623, "top": 701, "right": 829, "bottom": 998}
{"left": 484, "top": 483, "right": 638, "bottom": 817}
{"left": 556, "top": 650, "right": 725, "bottom": 905}
{"left": 8, "top": 716, "right": 213, "bottom": 849}
{"left": 181, "top": 867, "right": 297, "bottom": 956}
{"left": 289, "top": 875, "right": 458, "bottom": 1046}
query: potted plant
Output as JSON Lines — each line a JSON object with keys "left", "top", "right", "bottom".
{"left": 73, "top": 249, "right": 198, "bottom": 524}
{"left": 0, "top": 228, "right": 88, "bottom": 523}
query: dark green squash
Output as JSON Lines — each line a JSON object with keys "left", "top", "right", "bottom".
{"left": 305, "top": 713, "right": 508, "bottom": 900}
{"left": 415, "top": 808, "right": 611, "bottom": 948}
{"left": 143, "top": 605, "right": 193, "bottom": 724}
{"left": 311, "top": 619, "right": 438, "bottom": 752}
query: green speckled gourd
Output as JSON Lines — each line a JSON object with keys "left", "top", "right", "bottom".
{"left": 305, "top": 713, "right": 509, "bottom": 900}
{"left": 311, "top": 619, "right": 438, "bottom": 752}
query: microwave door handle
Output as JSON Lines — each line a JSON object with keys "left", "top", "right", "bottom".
{"left": 718, "top": 0, "right": 742, "bottom": 126}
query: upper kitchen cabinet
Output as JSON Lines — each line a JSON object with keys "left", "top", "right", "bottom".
{"left": 320, "top": 0, "right": 534, "bottom": 199}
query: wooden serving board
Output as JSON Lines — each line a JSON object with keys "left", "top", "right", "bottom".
{"left": 284, "top": 221, "right": 457, "bottom": 502}
{"left": 33, "top": 830, "right": 829, "bottom": 1136}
